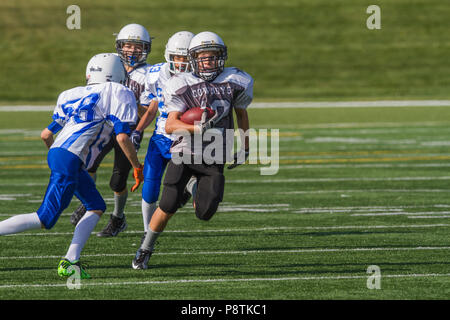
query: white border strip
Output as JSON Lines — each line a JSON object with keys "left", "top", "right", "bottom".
{"left": 2, "top": 100, "right": 450, "bottom": 112}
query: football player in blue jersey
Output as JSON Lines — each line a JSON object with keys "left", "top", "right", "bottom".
{"left": 70, "top": 24, "right": 152, "bottom": 238}
{"left": 130, "top": 31, "right": 196, "bottom": 240}
{"left": 0, "top": 53, "right": 144, "bottom": 279}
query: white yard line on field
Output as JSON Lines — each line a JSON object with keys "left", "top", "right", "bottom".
{"left": 227, "top": 176, "right": 450, "bottom": 184}
{"left": 2, "top": 100, "right": 450, "bottom": 112}
{"left": 2, "top": 175, "right": 450, "bottom": 189}
{"left": 2, "top": 223, "right": 448, "bottom": 237}
{"left": 1, "top": 246, "right": 450, "bottom": 261}
{"left": 1, "top": 272, "right": 450, "bottom": 290}
{"left": 351, "top": 211, "right": 450, "bottom": 217}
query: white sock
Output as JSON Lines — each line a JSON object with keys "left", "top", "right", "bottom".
{"left": 0, "top": 212, "right": 41, "bottom": 235}
{"left": 142, "top": 200, "right": 157, "bottom": 233}
{"left": 65, "top": 211, "right": 100, "bottom": 262}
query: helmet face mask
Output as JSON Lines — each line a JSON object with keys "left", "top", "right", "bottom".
{"left": 115, "top": 24, "right": 151, "bottom": 67}
{"left": 168, "top": 54, "right": 191, "bottom": 74}
{"left": 164, "top": 31, "right": 195, "bottom": 75}
{"left": 188, "top": 32, "right": 227, "bottom": 81}
{"left": 189, "top": 46, "right": 227, "bottom": 81}
{"left": 116, "top": 40, "right": 150, "bottom": 67}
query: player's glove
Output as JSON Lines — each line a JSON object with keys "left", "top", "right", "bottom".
{"left": 227, "top": 149, "right": 249, "bottom": 170}
{"left": 194, "top": 108, "right": 219, "bottom": 134}
{"left": 131, "top": 164, "right": 144, "bottom": 192}
{"left": 130, "top": 130, "right": 142, "bottom": 151}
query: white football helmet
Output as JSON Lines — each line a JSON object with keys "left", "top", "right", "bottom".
{"left": 164, "top": 31, "right": 195, "bottom": 74}
{"left": 188, "top": 31, "right": 227, "bottom": 81}
{"left": 115, "top": 24, "right": 151, "bottom": 67}
{"left": 86, "top": 53, "right": 127, "bottom": 85}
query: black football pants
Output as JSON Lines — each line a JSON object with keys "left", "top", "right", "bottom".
{"left": 159, "top": 160, "right": 225, "bottom": 221}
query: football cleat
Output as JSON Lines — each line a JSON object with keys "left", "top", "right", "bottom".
{"left": 70, "top": 203, "right": 87, "bottom": 226}
{"left": 132, "top": 249, "right": 152, "bottom": 270}
{"left": 96, "top": 215, "right": 127, "bottom": 237}
{"left": 58, "top": 258, "right": 91, "bottom": 279}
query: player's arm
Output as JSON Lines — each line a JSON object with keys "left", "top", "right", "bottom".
{"left": 228, "top": 107, "right": 250, "bottom": 170}
{"left": 234, "top": 107, "right": 250, "bottom": 151}
{"left": 116, "top": 133, "right": 142, "bottom": 169}
{"left": 40, "top": 128, "right": 54, "bottom": 149}
{"left": 137, "top": 103, "right": 149, "bottom": 118}
{"left": 135, "top": 99, "right": 158, "bottom": 132}
{"left": 166, "top": 109, "right": 219, "bottom": 134}
{"left": 116, "top": 132, "right": 144, "bottom": 192}
{"left": 165, "top": 111, "right": 197, "bottom": 134}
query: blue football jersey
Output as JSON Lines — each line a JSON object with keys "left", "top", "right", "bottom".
{"left": 49, "top": 82, "right": 138, "bottom": 168}
{"left": 141, "top": 62, "right": 176, "bottom": 140}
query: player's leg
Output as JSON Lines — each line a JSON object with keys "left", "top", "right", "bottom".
{"left": 182, "top": 176, "right": 198, "bottom": 208}
{"left": 132, "top": 161, "right": 191, "bottom": 269}
{"left": 141, "top": 135, "right": 171, "bottom": 232}
{"left": 59, "top": 169, "right": 106, "bottom": 279}
{"left": 70, "top": 138, "right": 114, "bottom": 226}
{"left": 192, "top": 164, "right": 225, "bottom": 221}
{"left": 36, "top": 148, "right": 83, "bottom": 230}
{"left": 1, "top": 148, "right": 83, "bottom": 236}
{"left": 0, "top": 213, "right": 42, "bottom": 235}
{"left": 97, "top": 137, "right": 132, "bottom": 237}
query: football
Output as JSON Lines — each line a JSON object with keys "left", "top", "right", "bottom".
{"left": 180, "top": 107, "right": 215, "bottom": 125}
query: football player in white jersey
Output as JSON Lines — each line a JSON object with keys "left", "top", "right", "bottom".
{"left": 129, "top": 31, "right": 195, "bottom": 240}
{"left": 0, "top": 53, "right": 144, "bottom": 279}
{"left": 132, "top": 31, "right": 253, "bottom": 269}
{"left": 71, "top": 24, "right": 152, "bottom": 238}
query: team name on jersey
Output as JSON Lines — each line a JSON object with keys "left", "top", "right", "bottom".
{"left": 191, "top": 83, "right": 233, "bottom": 99}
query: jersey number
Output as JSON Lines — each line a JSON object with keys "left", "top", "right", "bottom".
{"left": 61, "top": 93, "right": 100, "bottom": 123}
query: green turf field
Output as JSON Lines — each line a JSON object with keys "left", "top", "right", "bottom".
{"left": 0, "top": 106, "right": 449, "bottom": 300}
{"left": 1, "top": 0, "right": 450, "bottom": 103}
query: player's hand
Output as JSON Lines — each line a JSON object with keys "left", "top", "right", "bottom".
{"left": 227, "top": 150, "right": 249, "bottom": 169}
{"left": 130, "top": 130, "right": 142, "bottom": 151}
{"left": 195, "top": 109, "right": 219, "bottom": 134}
{"left": 131, "top": 164, "right": 144, "bottom": 192}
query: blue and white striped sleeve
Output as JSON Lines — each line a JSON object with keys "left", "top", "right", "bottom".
{"left": 48, "top": 92, "right": 70, "bottom": 133}
{"left": 108, "top": 86, "right": 138, "bottom": 135}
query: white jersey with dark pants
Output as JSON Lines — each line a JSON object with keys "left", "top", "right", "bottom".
{"left": 159, "top": 67, "right": 253, "bottom": 220}
{"left": 37, "top": 82, "right": 137, "bottom": 229}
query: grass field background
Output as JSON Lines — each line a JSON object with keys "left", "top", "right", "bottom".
{"left": 1, "top": 0, "right": 450, "bottom": 102}
{"left": 0, "top": 0, "right": 449, "bottom": 302}
{"left": 0, "top": 106, "right": 449, "bottom": 300}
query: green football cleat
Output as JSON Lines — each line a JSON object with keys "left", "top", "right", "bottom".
{"left": 58, "top": 258, "right": 91, "bottom": 279}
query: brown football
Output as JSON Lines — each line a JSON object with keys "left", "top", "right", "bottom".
{"left": 180, "top": 107, "right": 215, "bottom": 125}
